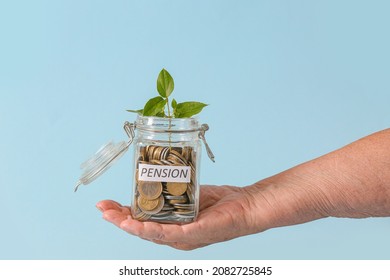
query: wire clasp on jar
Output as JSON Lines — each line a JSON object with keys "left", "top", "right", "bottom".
{"left": 124, "top": 121, "right": 215, "bottom": 162}
{"left": 198, "top": 124, "right": 215, "bottom": 162}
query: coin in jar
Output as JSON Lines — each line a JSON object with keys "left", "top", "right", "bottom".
{"left": 166, "top": 182, "right": 188, "bottom": 196}
{"left": 173, "top": 203, "right": 195, "bottom": 210}
{"left": 149, "top": 159, "right": 163, "bottom": 165}
{"left": 160, "top": 146, "right": 169, "bottom": 160}
{"left": 165, "top": 195, "right": 187, "bottom": 200}
{"left": 162, "top": 204, "right": 175, "bottom": 211}
{"left": 173, "top": 209, "right": 195, "bottom": 215}
{"left": 147, "top": 145, "right": 157, "bottom": 160}
{"left": 152, "top": 146, "right": 162, "bottom": 160}
{"left": 181, "top": 146, "right": 192, "bottom": 162}
{"left": 135, "top": 169, "right": 139, "bottom": 184}
{"left": 168, "top": 198, "right": 188, "bottom": 204}
{"left": 141, "top": 195, "right": 165, "bottom": 215}
{"left": 137, "top": 181, "right": 163, "bottom": 200}
{"left": 169, "top": 149, "right": 187, "bottom": 163}
{"left": 133, "top": 208, "right": 151, "bottom": 221}
{"left": 138, "top": 196, "right": 160, "bottom": 212}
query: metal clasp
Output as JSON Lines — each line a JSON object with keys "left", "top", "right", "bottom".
{"left": 199, "top": 124, "right": 215, "bottom": 163}
{"left": 123, "top": 121, "right": 135, "bottom": 143}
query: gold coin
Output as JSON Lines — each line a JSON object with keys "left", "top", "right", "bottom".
{"left": 141, "top": 195, "right": 165, "bottom": 215}
{"left": 144, "top": 146, "right": 149, "bottom": 160}
{"left": 138, "top": 196, "right": 160, "bottom": 211}
{"left": 173, "top": 203, "right": 194, "bottom": 209}
{"left": 137, "top": 181, "right": 163, "bottom": 200}
{"left": 167, "top": 155, "right": 185, "bottom": 165}
{"left": 139, "top": 146, "right": 146, "bottom": 159}
{"left": 189, "top": 161, "right": 195, "bottom": 171}
{"left": 149, "top": 159, "right": 162, "bottom": 165}
{"left": 171, "top": 147, "right": 182, "bottom": 153}
{"left": 132, "top": 207, "right": 151, "bottom": 221}
{"left": 161, "top": 159, "right": 175, "bottom": 165}
{"left": 138, "top": 213, "right": 151, "bottom": 221}
{"left": 181, "top": 146, "right": 192, "bottom": 162}
{"left": 166, "top": 182, "right": 188, "bottom": 196}
{"left": 160, "top": 147, "right": 169, "bottom": 160}
{"left": 147, "top": 145, "right": 156, "bottom": 160}
{"left": 168, "top": 198, "right": 188, "bottom": 204}
{"left": 169, "top": 150, "right": 187, "bottom": 165}
{"left": 152, "top": 146, "right": 162, "bottom": 160}
{"left": 135, "top": 169, "right": 139, "bottom": 184}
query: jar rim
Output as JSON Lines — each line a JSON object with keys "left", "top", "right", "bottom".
{"left": 135, "top": 115, "right": 201, "bottom": 133}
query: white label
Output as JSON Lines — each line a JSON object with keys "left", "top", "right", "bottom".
{"left": 138, "top": 164, "right": 191, "bottom": 183}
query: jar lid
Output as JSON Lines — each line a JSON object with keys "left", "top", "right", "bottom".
{"left": 74, "top": 122, "right": 135, "bottom": 192}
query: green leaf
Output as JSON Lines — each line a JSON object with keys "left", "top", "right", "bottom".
{"left": 126, "top": 109, "right": 144, "bottom": 115}
{"left": 143, "top": 96, "right": 166, "bottom": 116}
{"left": 127, "top": 69, "right": 208, "bottom": 119}
{"left": 171, "top": 98, "right": 177, "bottom": 109}
{"left": 157, "top": 69, "right": 174, "bottom": 98}
{"left": 155, "top": 111, "right": 166, "bottom": 117}
{"left": 171, "top": 98, "right": 178, "bottom": 117}
{"left": 175, "top": 102, "right": 208, "bottom": 118}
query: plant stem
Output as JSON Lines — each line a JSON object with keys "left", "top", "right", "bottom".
{"left": 166, "top": 97, "right": 172, "bottom": 149}
{"left": 166, "top": 97, "right": 171, "bottom": 118}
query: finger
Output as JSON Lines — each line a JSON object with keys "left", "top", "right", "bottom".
{"left": 119, "top": 217, "right": 175, "bottom": 240}
{"left": 115, "top": 210, "right": 221, "bottom": 250}
{"left": 120, "top": 216, "right": 206, "bottom": 244}
{"left": 170, "top": 242, "right": 209, "bottom": 250}
{"left": 100, "top": 204, "right": 201, "bottom": 245}
{"left": 96, "top": 200, "right": 123, "bottom": 212}
{"left": 102, "top": 209, "right": 130, "bottom": 227}
{"left": 119, "top": 216, "right": 187, "bottom": 242}
{"left": 199, "top": 187, "right": 217, "bottom": 211}
{"left": 147, "top": 238, "right": 209, "bottom": 250}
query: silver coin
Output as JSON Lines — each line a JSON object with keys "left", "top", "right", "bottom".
{"left": 164, "top": 195, "right": 187, "bottom": 200}
{"left": 173, "top": 210, "right": 194, "bottom": 215}
{"left": 152, "top": 211, "right": 172, "bottom": 217}
{"left": 174, "top": 216, "right": 195, "bottom": 221}
{"left": 162, "top": 205, "right": 175, "bottom": 211}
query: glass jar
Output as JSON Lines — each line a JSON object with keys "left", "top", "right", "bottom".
{"left": 131, "top": 116, "right": 207, "bottom": 224}
{"left": 75, "top": 115, "right": 214, "bottom": 225}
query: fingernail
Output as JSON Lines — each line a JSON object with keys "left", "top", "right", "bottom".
{"left": 96, "top": 204, "right": 104, "bottom": 212}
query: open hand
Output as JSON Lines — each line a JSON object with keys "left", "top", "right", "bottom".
{"left": 97, "top": 185, "right": 259, "bottom": 250}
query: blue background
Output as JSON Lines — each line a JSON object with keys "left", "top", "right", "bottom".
{"left": 1, "top": 0, "right": 389, "bottom": 259}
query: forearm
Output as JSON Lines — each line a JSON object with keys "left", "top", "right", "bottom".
{"left": 245, "top": 128, "right": 390, "bottom": 232}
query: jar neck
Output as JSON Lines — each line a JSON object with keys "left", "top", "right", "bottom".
{"left": 135, "top": 116, "right": 200, "bottom": 142}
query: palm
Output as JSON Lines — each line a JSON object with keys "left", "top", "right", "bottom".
{"left": 98, "top": 185, "right": 254, "bottom": 250}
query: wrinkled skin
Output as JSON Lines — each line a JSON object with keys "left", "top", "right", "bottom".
{"left": 97, "top": 128, "right": 390, "bottom": 250}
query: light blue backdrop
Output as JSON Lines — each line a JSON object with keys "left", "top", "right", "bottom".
{"left": 1, "top": 0, "right": 389, "bottom": 259}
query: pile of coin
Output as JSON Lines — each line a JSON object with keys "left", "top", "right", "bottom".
{"left": 132, "top": 145, "right": 197, "bottom": 223}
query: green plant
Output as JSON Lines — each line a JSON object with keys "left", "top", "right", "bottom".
{"left": 127, "top": 69, "right": 208, "bottom": 118}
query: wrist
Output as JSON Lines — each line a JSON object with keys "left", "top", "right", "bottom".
{"left": 243, "top": 167, "right": 332, "bottom": 232}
